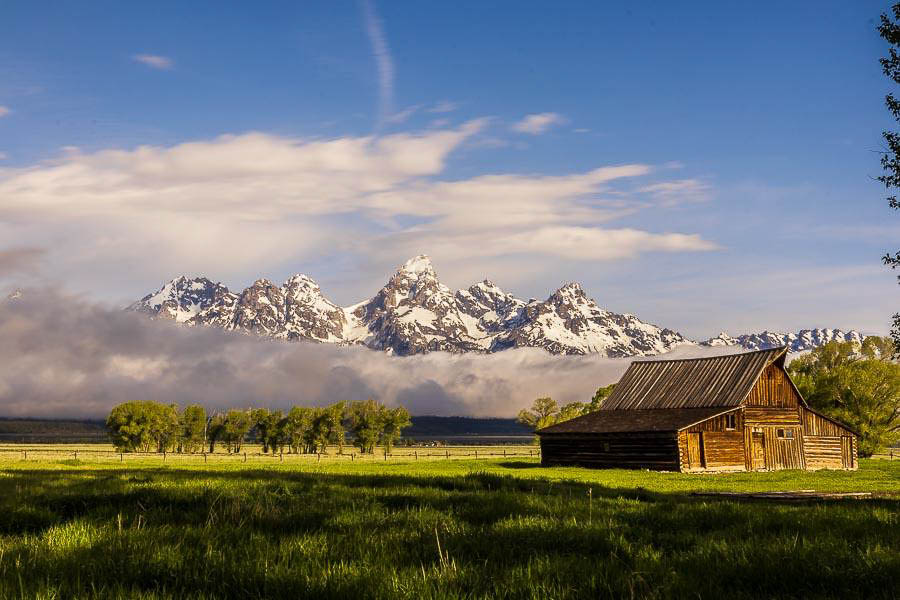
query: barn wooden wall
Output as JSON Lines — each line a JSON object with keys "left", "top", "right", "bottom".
{"left": 800, "top": 408, "right": 857, "bottom": 469}
{"left": 540, "top": 432, "right": 680, "bottom": 470}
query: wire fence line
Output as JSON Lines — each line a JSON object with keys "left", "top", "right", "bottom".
{"left": 1, "top": 445, "right": 542, "bottom": 464}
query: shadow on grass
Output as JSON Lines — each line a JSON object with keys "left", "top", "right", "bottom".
{"left": 1, "top": 467, "right": 898, "bottom": 599}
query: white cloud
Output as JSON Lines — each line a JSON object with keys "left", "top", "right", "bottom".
{"left": 0, "top": 106, "right": 10, "bottom": 117}
{"left": 428, "top": 101, "right": 459, "bottom": 113}
{"left": 0, "top": 152, "right": 7, "bottom": 160}
{"left": 132, "top": 54, "right": 173, "bottom": 70}
{"left": 0, "top": 120, "right": 716, "bottom": 299}
{"left": 511, "top": 112, "right": 566, "bottom": 135}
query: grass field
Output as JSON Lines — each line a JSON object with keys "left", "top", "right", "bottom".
{"left": 0, "top": 448, "right": 897, "bottom": 599}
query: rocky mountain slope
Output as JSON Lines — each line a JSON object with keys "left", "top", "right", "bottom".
{"left": 129, "top": 255, "right": 865, "bottom": 357}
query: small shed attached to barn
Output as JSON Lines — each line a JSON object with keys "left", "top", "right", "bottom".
{"left": 537, "top": 347, "right": 857, "bottom": 472}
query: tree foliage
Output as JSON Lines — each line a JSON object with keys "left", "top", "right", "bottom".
{"left": 345, "top": 400, "right": 410, "bottom": 453}
{"left": 517, "top": 385, "right": 617, "bottom": 434}
{"left": 106, "top": 399, "right": 412, "bottom": 455}
{"left": 877, "top": 4, "right": 900, "bottom": 353}
{"left": 788, "top": 338, "right": 900, "bottom": 456}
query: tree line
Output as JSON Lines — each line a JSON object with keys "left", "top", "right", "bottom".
{"left": 105, "top": 400, "right": 411, "bottom": 454}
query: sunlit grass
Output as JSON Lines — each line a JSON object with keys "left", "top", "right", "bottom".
{"left": 0, "top": 452, "right": 897, "bottom": 598}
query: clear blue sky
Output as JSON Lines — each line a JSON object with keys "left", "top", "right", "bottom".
{"left": 0, "top": 1, "right": 897, "bottom": 339}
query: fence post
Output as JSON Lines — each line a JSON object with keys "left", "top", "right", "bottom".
{"left": 446, "top": 449, "right": 449, "bottom": 460}
{"left": 243, "top": 452, "right": 247, "bottom": 463}
{"left": 317, "top": 453, "right": 321, "bottom": 463}
{"left": 163, "top": 451, "right": 166, "bottom": 463}
{"left": 415, "top": 450, "right": 418, "bottom": 460}
{"left": 280, "top": 451, "right": 283, "bottom": 463}
{"left": 203, "top": 452, "right": 207, "bottom": 463}
{"left": 351, "top": 453, "right": 354, "bottom": 462}
{"left": 120, "top": 452, "right": 123, "bottom": 462}
{"left": 529, "top": 449, "right": 533, "bottom": 457}
{"left": 384, "top": 449, "right": 387, "bottom": 461}
{"left": 503, "top": 448, "right": 506, "bottom": 458}
{"left": 475, "top": 449, "right": 478, "bottom": 459}
{"left": 74, "top": 451, "right": 77, "bottom": 461}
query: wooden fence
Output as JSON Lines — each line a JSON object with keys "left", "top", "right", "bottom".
{"left": 0, "top": 446, "right": 541, "bottom": 464}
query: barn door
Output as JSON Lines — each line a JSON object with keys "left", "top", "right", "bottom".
{"left": 686, "top": 433, "right": 704, "bottom": 470}
{"left": 750, "top": 431, "right": 766, "bottom": 471}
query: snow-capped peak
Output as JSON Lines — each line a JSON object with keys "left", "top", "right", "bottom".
{"left": 399, "top": 255, "right": 435, "bottom": 276}
{"left": 129, "top": 256, "right": 867, "bottom": 358}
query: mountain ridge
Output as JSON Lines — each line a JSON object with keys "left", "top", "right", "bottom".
{"left": 128, "top": 255, "right": 865, "bottom": 357}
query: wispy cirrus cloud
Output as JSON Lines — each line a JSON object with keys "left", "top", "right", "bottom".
{"left": 428, "top": 101, "right": 459, "bottom": 113}
{"left": 511, "top": 112, "right": 566, "bottom": 134}
{"left": 361, "top": 0, "right": 394, "bottom": 130}
{"left": 132, "top": 54, "right": 173, "bottom": 70}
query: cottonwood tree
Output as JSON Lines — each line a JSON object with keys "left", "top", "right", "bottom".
{"left": 381, "top": 406, "right": 412, "bottom": 453}
{"left": 517, "top": 397, "right": 559, "bottom": 431}
{"left": 222, "top": 409, "right": 252, "bottom": 453}
{"left": 347, "top": 399, "right": 385, "bottom": 454}
{"left": 788, "top": 338, "right": 900, "bottom": 456}
{"left": 588, "top": 384, "right": 616, "bottom": 412}
{"left": 878, "top": 4, "right": 900, "bottom": 353}
{"left": 179, "top": 405, "right": 207, "bottom": 453}
{"left": 284, "top": 406, "right": 314, "bottom": 453}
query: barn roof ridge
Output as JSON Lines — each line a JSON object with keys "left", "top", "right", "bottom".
{"left": 598, "top": 347, "right": 788, "bottom": 411}
{"left": 630, "top": 346, "right": 788, "bottom": 364}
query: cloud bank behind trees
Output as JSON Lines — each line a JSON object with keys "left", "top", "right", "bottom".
{"left": 0, "top": 288, "right": 730, "bottom": 420}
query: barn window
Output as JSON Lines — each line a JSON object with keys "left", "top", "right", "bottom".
{"left": 724, "top": 413, "right": 736, "bottom": 430}
{"left": 776, "top": 429, "right": 794, "bottom": 440}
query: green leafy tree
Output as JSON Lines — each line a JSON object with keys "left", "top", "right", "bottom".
{"left": 106, "top": 401, "right": 179, "bottom": 453}
{"left": 517, "top": 397, "right": 559, "bottom": 431}
{"left": 284, "top": 406, "right": 314, "bottom": 453}
{"left": 106, "top": 401, "right": 156, "bottom": 452}
{"left": 589, "top": 384, "right": 616, "bottom": 412}
{"left": 207, "top": 413, "right": 226, "bottom": 453}
{"left": 222, "top": 409, "right": 252, "bottom": 453}
{"left": 347, "top": 399, "right": 385, "bottom": 454}
{"left": 557, "top": 402, "right": 587, "bottom": 422}
{"left": 179, "top": 405, "right": 207, "bottom": 453}
{"left": 251, "top": 408, "right": 286, "bottom": 453}
{"left": 381, "top": 406, "right": 412, "bottom": 453}
{"left": 788, "top": 338, "right": 900, "bottom": 456}
{"left": 877, "top": 5, "right": 900, "bottom": 353}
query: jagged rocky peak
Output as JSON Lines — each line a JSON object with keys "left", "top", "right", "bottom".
{"left": 129, "top": 275, "right": 229, "bottom": 323}
{"left": 129, "top": 256, "right": 865, "bottom": 357}
{"left": 700, "top": 328, "right": 865, "bottom": 353}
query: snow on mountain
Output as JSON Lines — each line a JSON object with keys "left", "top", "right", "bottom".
{"left": 700, "top": 329, "right": 864, "bottom": 353}
{"left": 128, "top": 256, "right": 866, "bottom": 357}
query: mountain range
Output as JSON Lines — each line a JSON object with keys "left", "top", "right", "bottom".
{"left": 128, "top": 255, "right": 864, "bottom": 357}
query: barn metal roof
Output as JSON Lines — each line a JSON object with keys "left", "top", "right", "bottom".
{"left": 599, "top": 347, "right": 788, "bottom": 411}
{"left": 537, "top": 407, "right": 735, "bottom": 434}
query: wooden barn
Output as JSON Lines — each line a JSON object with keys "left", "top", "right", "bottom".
{"left": 538, "top": 347, "right": 857, "bottom": 472}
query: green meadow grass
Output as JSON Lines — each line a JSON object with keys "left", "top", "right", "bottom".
{"left": 0, "top": 454, "right": 897, "bottom": 599}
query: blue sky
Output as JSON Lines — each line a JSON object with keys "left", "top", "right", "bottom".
{"left": 0, "top": 1, "right": 898, "bottom": 339}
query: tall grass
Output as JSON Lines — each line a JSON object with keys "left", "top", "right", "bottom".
{"left": 0, "top": 458, "right": 897, "bottom": 599}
